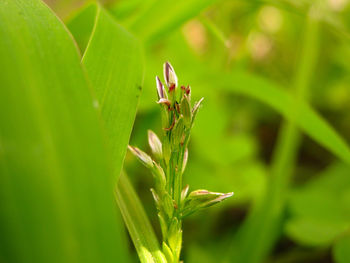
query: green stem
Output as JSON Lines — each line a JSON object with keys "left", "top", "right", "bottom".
{"left": 174, "top": 132, "right": 190, "bottom": 208}
{"left": 174, "top": 149, "right": 183, "bottom": 207}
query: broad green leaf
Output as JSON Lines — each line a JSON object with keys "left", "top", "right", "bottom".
{"left": 116, "top": 173, "right": 167, "bottom": 263}
{"left": 333, "top": 235, "right": 350, "bottom": 263}
{"left": 65, "top": 3, "right": 97, "bottom": 53}
{"left": 67, "top": 3, "right": 143, "bottom": 177}
{"left": 67, "top": 4, "right": 164, "bottom": 262}
{"left": 0, "top": 0, "right": 129, "bottom": 262}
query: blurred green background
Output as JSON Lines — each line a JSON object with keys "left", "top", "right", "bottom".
{"left": 47, "top": 0, "right": 350, "bottom": 262}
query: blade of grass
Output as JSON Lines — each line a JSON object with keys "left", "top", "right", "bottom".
{"left": 0, "top": 0, "right": 130, "bottom": 262}
{"left": 228, "top": 10, "right": 321, "bottom": 263}
{"left": 206, "top": 69, "right": 350, "bottom": 164}
{"left": 116, "top": 172, "right": 167, "bottom": 263}
{"left": 67, "top": 4, "right": 165, "bottom": 262}
{"left": 199, "top": 15, "right": 230, "bottom": 48}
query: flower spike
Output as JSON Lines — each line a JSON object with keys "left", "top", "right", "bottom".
{"left": 128, "top": 62, "right": 233, "bottom": 262}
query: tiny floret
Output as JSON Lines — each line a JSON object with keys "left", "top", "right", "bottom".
{"left": 163, "top": 61, "right": 178, "bottom": 89}
{"left": 156, "top": 76, "right": 167, "bottom": 99}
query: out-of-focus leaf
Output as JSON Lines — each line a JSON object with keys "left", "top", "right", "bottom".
{"left": 115, "top": 0, "right": 220, "bottom": 43}
{"left": 67, "top": 3, "right": 143, "bottom": 177}
{"left": 109, "top": 0, "right": 153, "bottom": 24}
{"left": 139, "top": 29, "right": 350, "bottom": 164}
{"left": 286, "top": 163, "right": 350, "bottom": 246}
{"left": 214, "top": 70, "right": 350, "bottom": 164}
{"left": 192, "top": 100, "right": 257, "bottom": 166}
{"left": 0, "top": 0, "right": 129, "bottom": 262}
{"left": 116, "top": 172, "right": 167, "bottom": 263}
{"left": 228, "top": 15, "right": 321, "bottom": 263}
{"left": 186, "top": 244, "right": 217, "bottom": 263}
{"left": 187, "top": 160, "right": 266, "bottom": 205}
{"left": 286, "top": 218, "right": 349, "bottom": 246}
{"left": 333, "top": 235, "right": 350, "bottom": 263}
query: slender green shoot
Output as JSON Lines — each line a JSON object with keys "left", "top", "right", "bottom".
{"left": 128, "top": 62, "right": 233, "bottom": 262}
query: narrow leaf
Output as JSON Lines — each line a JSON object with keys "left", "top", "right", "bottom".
{"left": 116, "top": 173, "right": 167, "bottom": 263}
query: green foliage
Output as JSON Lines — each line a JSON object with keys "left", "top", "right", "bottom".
{"left": 0, "top": 0, "right": 131, "bottom": 262}
{"left": 3, "top": 0, "right": 350, "bottom": 262}
{"left": 286, "top": 163, "right": 350, "bottom": 246}
{"left": 229, "top": 14, "right": 321, "bottom": 263}
{"left": 216, "top": 70, "right": 350, "bottom": 164}
{"left": 67, "top": 3, "right": 157, "bottom": 262}
{"left": 67, "top": 3, "right": 143, "bottom": 176}
{"left": 333, "top": 235, "right": 350, "bottom": 263}
{"left": 111, "top": 0, "right": 220, "bottom": 43}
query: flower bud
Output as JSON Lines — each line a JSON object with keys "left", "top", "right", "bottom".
{"left": 156, "top": 76, "right": 167, "bottom": 99}
{"left": 171, "top": 116, "right": 184, "bottom": 148}
{"left": 152, "top": 161, "right": 166, "bottom": 192}
{"left": 148, "top": 130, "right": 163, "bottom": 160}
{"left": 181, "top": 189, "right": 233, "bottom": 217}
{"left": 163, "top": 61, "right": 178, "bottom": 89}
{"left": 167, "top": 217, "right": 182, "bottom": 258}
{"left": 162, "top": 138, "right": 171, "bottom": 165}
{"left": 150, "top": 188, "right": 160, "bottom": 208}
{"left": 157, "top": 98, "right": 171, "bottom": 107}
{"left": 162, "top": 242, "right": 174, "bottom": 263}
{"left": 181, "top": 184, "right": 189, "bottom": 203}
{"left": 191, "top": 97, "right": 204, "bottom": 126}
{"left": 158, "top": 213, "right": 168, "bottom": 240}
{"left": 181, "top": 95, "right": 192, "bottom": 128}
{"left": 180, "top": 85, "right": 186, "bottom": 100}
{"left": 163, "top": 192, "right": 174, "bottom": 219}
{"left": 188, "top": 190, "right": 233, "bottom": 207}
{"left": 182, "top": 148, "right": 188, "bottom": 174}
{"left": 128, "top": 145, "right": 154, "bottom": 169}
{"left": 185, "top": 85, "right": 191, "bottom": 100}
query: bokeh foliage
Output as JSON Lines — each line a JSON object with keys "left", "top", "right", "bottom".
{"left": 2, "top": 0, "right": 350, "bottom": 262}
